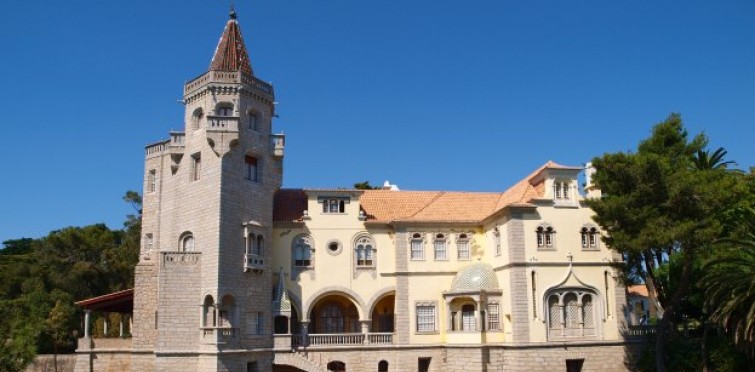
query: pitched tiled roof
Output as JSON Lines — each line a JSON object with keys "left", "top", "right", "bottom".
{"left": 628, "top": 284, "right": 649, "bottom": 297}
{"left": 273, "top": 189, "right": 307, "bottom": 222}
{"left": 272, "top": 161, "right": 579, "bottom": 223}
{"left": 210, "top": 11, "right": 253, "bottom": 75}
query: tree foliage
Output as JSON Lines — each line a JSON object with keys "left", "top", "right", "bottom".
{"left": 587, "top": 114, "right": 749, "bottom": 371}
{"left": 0, "top": 191, "right": 142, "bottom": 370}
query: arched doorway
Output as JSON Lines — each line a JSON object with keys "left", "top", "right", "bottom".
{"left": 371, "top": 294, "right": 395, "bottom": 333}
{"left": 309, "top": 295, "right": 360, "bottom": 334}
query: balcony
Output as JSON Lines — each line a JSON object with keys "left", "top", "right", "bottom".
{"left": 201, "top": 327, "right": 236, "bottom": 345}
{"left": 184, "top": 71, "right": 274, "bottom": 97}
{"left": 278, "top": 333, "right": 393, "bottom": 349}
{"left": 271, "top": 133, "right": 285, "bottom": 157}
{"left": 162, "top": 252, "right": 201, "bottom": 267}
{"left": 244, "top": 253, "right": 265, "bottom": 273}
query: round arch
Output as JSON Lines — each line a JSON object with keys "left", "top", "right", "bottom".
{"left": 303, "top": 287, "right": 367, "bottom": 322}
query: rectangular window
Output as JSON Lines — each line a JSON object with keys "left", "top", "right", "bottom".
{"left": 488, "top": 303, "right": 500, "bottom": 330}
{"left": 566, "top": 359, "right": 584, "bottom": 372}
{"left": 191, "top": 154, "right": 201, "bottom": 181}
{"left": 145, "top": 233, "right": 153, "bottom": 252}
{"left": 148, "top": 169, "right": 156, "bottom": 193}
{"left": 434, "top": 240, "right": 446, "bottom": 260}
{"left": 248, "top": 312, "right": 263, "bottom": 335}
{"left": 457, "top": 240, "right": 470, "bottom": 260}
{"left": 411, "top": 239, "right": 424, "bottom": 260}
{"left": 322, "top": 198, "right": 345, "bottom": 213}
{"left": 494, "top": 231, "right": 501, "bottom": 256}
{"left": 248, "top": 113, "right": 258, "bottom": 130}
{"left": 245, "top": 156, "right": 258, "bottom": 181}
{"left": 247, "top": 362, "right": 259, "bottom": 372}
{"left": 416, "top": 305, "right": 435, "bottom": 332}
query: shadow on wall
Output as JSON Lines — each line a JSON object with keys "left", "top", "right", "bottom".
{"left": 25, "top": 355, "right": 77, "bottom": 372}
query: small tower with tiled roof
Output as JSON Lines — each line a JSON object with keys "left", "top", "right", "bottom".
{"left": 133, "top": 6, "right": 283, "bottom": 370}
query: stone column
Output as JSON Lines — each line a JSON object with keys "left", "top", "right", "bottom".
{"left": 103, "top": 316, "right": 108, "bottom": 335}
{"left": 300, "top": 321, "right": 309, "bottom": 346}
{"left": 477, "top": 300, "right": 484, "bottom": 331}
{"left": 84, "top": 310, "right": 91, "bottom": 338}
{"left": 361, "top": 320, "right": 371, "bottom": 344}
{"left": 445, "top": 302, "right": 453, "bottom": 331}
{"left": 120, "top": 317, "right": 124, "bottom": 337}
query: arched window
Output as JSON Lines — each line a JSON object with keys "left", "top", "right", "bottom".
{"left": 327, "top": 361, "right": 346, "bottom": 372}
{"left": 247, "top": 233, "right": 256, "bottom": 255}
{"left": 581, "top": 226, "right": 599, "bottom": 249}
{"left": 493, "top": 226, "right": 501, "bottom": 256}
{"left": 378, "top": 360, "right": 389, "bottom": 372}
{"left": 191, "top": 108, "right": 203, "bottom": 130}
{"left": 536, "top": 225, "right": 555, "bottom": 249}
{"left": 293, "top": 236, "right": 313, "bottom": 267}
{"left": 219, "top": 295, "right": 235, "bottom": 328}
{"left": 203, "top": 295, "right": 216, "bottom": 327}
{"left": 216, "top": 103, "right": 233, "bottom": 117}
{"left": 433, "top": 233, "right": 447, "bottom": 260}
{"left": 410, "top": 233, "right": 424, "bottom": 260}
{"left": 256, "top": 235, "right": 264, "bottom": 256}
{"left": 180, "top": 233, "right": 195, "bottom": 252}
{"left": 546, "top": 290, "right": 598, "bottom": 339}
{"left": 461, "top": 304, "right": 476, "bottom": 331}
{"left": 457, "top": 233, "right": 470, "bottom": 260}
{"left": 355, "top": 236, "right": 374, "bottom": 267}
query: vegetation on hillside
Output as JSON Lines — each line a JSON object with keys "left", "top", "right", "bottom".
{"left": 0, "top": 192, "right": 141, "bottom": 372}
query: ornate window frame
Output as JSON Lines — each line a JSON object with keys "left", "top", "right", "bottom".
{"left": 415, "top": 300, "right": 438, "bottom": 334}
{"left": 433, "top": 233, "right": 448, "bottom": 261}
{"left": 456, "top": 232, "right": 472, "bottom": 260}
{"left": 544, "top": 288, "right": 600, "bottom": 341}
{"left": 353, "top": 233, "right": 377, "bottom": 279}
{"left": 409, "top": 232, "right": 426, "bottom": 261}
{"left": 536, "top": 223, "right": 556, "bottom": 250}
{"left": 291, "top": 234, "right": 315, "bottom": 279}
{"left": 179, "top": 232, "right": 195, "bottom": 252}
{"left": 580, "top": 224, "right": 600, "bottom": 250}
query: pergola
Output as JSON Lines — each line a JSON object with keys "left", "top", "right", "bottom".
{"left": 75, "top": 288, "right": 134, "bottom": 338}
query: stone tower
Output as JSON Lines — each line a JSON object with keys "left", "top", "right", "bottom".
{"left": 132, "top": 8, "right": 283, "bottom": 371}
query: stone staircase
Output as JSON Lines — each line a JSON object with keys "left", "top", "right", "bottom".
{"left": 273, "top": 350, "right": 327, "bottom": 372}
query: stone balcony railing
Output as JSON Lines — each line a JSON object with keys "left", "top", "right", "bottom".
{"left": 201, "top": 327, "right": 236, "bottom": 345}
{"left": 271, "top": 133, "right": 285, "bottom": 157}
{"left": 283, "top": 333, "right": 393, "bottom": 348}
{"left": 244, "top": 253, "right": 265, "bottom": 272}
{"left": 162, "top": 252, "right": 201, "bottom": 267}
{"left": 145, "top": 140, "right": 170, "bottom": 157}
{"left": 184, "top": 71, "right": 274, "bottom": 96}
{"left": 207, "top": 116, "right": 239, "bottom": 131}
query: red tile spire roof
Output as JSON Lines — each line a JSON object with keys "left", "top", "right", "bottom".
{"left": 210, "top": 7, "right": 253, "bottom": 75}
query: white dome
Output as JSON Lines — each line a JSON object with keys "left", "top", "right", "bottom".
{"left": 450, "top": 262, "right": 500, "bottom": 292}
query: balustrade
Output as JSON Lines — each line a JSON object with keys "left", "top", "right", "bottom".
{"left": 308, "top": 333, "right": 364, "bottom": 346}
{"left": 244, "top": 253, "right": 265, "bottom": 272}
{"left": 207, "top": 116, "right": 239, "bottom": 130}
{"left": 162, "top": 252, "right": 201, "bottom": 266}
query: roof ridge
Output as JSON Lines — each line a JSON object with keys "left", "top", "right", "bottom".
{"left": 406, "top": 191, "right": 445, "bottom": 219}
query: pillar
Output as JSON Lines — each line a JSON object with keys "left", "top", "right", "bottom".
{"left": 361, "top": 320, "right": 371, "bottom": 344}
{"left": 84, "top": 310, "right": 91, "bottom": 338}
{"left": 300, "top": 321, "right": 309, "bottom": 346}
{"left": 476, "top": 300, "right": 484, "bottom": 331}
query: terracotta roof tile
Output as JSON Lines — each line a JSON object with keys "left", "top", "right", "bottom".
{"left": 271, "top": 161, "right": 581, "bottom": 224}
{"left": 210, "top": 13, "right": 253, "bottom": 75}
{"left": 628, "top": 285, "right": 649, "bottom": 297}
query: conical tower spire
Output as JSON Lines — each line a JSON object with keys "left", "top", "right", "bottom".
{"left": 272, "top": 268, "right": 291, "bottom": 317}
{"left": 209, "top": 7, "right": 253, "bottom": 75}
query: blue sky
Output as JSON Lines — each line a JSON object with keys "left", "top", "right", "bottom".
{"left": 1, "top": 0, "right": 754, "bottom": 244}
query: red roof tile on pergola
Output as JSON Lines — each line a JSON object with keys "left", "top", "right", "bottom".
{"left": 210, "top": 10, "right": 253, "bottom": 76}
{"left": 75, "top": 288, "right": 134, "bottom": 314}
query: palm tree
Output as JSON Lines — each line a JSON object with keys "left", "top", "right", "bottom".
{"left": 701, "top": 208, "right": 755, "bottom": 356}
{"left": 692, "top": 147, "right": 737, "bottom": 170}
